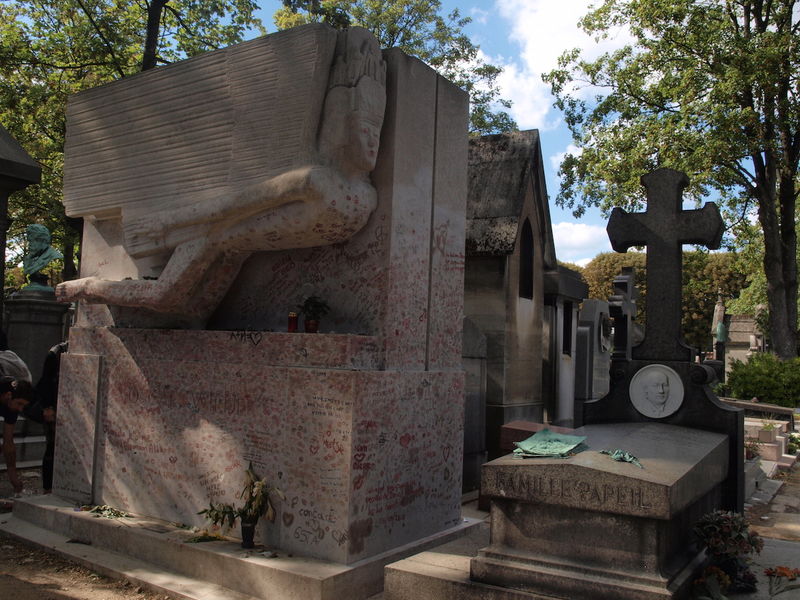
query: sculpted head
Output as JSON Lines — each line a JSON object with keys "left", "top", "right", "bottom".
{"left": 319, "top": 28, "right": 386, "bottom": 175}
{"left": 27, "top": 224, "right": 52, "bottom": 255}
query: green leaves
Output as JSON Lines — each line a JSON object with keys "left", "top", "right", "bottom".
{"left": 545, "top": 0, "right": 800, "bottom": 357}
{"left": 1, "top": 0, "right": 263, "bottom": 281}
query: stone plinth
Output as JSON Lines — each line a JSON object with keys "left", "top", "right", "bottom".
{"left": 54, "top": 328, "right": 464, "bottom": 565}
{"left": 470, "top": 423, "right": 728, "bottom": 600}
{"left": 5, "top": 288, "right": 70, "bottom": 382}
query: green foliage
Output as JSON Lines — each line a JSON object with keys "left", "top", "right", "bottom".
{"left": 0, "top": 0, "right": 264, "bottom": 278}
{"left": 694, "top": 510, "right": 762, "bottom": 595}
{"left": 581, "top": 252, "right": 647, "bottom": 304}
{"left": 198, "top": 463, "right": 284, "bottom": 527}
{"left": 544, "top": 0, "right": 800, "bottom": 358}
{"left": 580, "top": 250, "right": 746, "bottom": 351}
{"left": 727, "top": 353, "right": 800, "bottom": 408}
{"left": 297, "top": 295, "right": 330, "bottom": 321}
{"left": 275, "top": 0, "right": 517, "bottom": 135}
{"left": 694, "top": 510, "right": 763, "bottom": 560}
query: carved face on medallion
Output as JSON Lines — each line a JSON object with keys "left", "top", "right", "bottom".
{"left": 629, "top": 364, "right": 684, "bottom": 418}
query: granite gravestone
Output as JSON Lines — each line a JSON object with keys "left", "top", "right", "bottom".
{"left": 466, "top": 169, "right": 743, "bottom": 600}
{"left": 586, "top": 168, "right": 743, "bottom": 512}
{"left": 51, "top": 24, "right": 469, "bottom": 584}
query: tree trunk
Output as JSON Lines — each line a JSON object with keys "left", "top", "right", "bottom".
{"left": 141, "top": 0, "right": 168, "bottom": 72}
{"left": 759, "top": 182, "right": 798, "bottom": 359}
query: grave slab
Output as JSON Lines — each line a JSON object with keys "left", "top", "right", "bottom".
{"left": 470, "top": 423, "right": 728, "bottom": 600}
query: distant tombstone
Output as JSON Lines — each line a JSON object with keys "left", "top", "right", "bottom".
{"left": 573, "top": 299, "right": 612, "bottom": 426}
{"left": 607, "top": 266, "right": 638, "bottom": 361}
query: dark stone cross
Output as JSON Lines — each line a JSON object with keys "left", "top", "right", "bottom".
{"left": 606, "top": 168, "right": 723, "bottom": 361}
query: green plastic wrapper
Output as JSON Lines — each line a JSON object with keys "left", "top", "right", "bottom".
{"left": 600, "top": 448, "right": 644, "bottom": 469}
{"left": 512, "top": 429, "right": 588, "bottom": 458}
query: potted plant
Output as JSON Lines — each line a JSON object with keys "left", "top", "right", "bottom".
{"left": 297, "top": 295, "right": 330, "bottom": 333}
{"left": 744, "top": 438, "right": 761, "bottom": 460}
{"left": 759, "top": 421, "right": 778, "bottom": 443}
{"left": 198, "top": 463, "right": 284, "bottom": 549}
{"left": 694, "top": 510, "right": 763, "bottom": 594}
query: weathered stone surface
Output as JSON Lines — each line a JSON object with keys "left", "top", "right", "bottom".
{"left": 471, "top": 422, "right": 728, "bottom": 600}
{"left": 59, "top": 25, "right": 388, "bottom": 323}
{"left": 482, "top": 423, "right": 727, "bottom": 519}
{"left": 574, "top": 299, "right": 612, "bottom": 405}
{"left": 464, "top": 131, "right": 556, "bottom": 457}
{"left": 54, "top": 328, "right": 465, "bottom": 564}
{"left": 53, "top": 26, "right": 470, "bottom": 570}
{"left": 5, "top": 294, "right": 70, "bottom": 383}
{"left": 606, "top": 168, "right": 723, "bottom": 362}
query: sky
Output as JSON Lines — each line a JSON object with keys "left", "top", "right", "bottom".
{"left": 252, "top": 1, "right": 635, "bottom": 266}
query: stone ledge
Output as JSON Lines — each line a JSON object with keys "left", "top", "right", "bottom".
{"left": 483, "top": 423, "right": 728, "bottom": 519}
{"left": 7, "top": 495, "right": 481, "bottom": 600}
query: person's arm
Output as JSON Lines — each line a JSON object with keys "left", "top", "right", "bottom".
{"left": 3, "top": 422, "right": 21, "bottom": 494}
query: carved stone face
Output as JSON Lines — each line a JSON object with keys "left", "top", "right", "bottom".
{"left": 629, "top": 364, "right": 684, "bottom": 419}
{"left": 345, "top": 113, "right": 382, "bottom": 173}
{"left": 642, "top": 370, "right": 669, "bottom": 408}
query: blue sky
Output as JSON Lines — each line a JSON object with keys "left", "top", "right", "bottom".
{"left": 251, "top": 1, "right": 636, "bottom": 265}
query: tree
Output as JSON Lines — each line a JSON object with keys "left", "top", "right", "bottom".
{"left": 275, "top": 0, "right": 517, "bottom": 135}
{"left": 0, "top": 0, "right": 264, "bottom": 284}
{"left": 544, "top": 0, "right": 800, "bottom": 358}
{"left": 581, "top": 250, "right": 747, "bottom": 352}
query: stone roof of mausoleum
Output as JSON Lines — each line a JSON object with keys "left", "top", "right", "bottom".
{"left": 466, "top": 129, "right": 556, "bottom": 269}
{"left": 0, "top": 124, "right": 41, "bottom": 186}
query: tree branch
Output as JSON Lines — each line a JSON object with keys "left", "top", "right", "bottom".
{"left": 74, "top": 0, "right": 127, "bottom": 78}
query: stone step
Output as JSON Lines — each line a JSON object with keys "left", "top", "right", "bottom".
{"left": 0, "top": 515, "right": 261, "bottom": 600}
{"left": 4, "top": 495, "right": 480, "bottom": 600}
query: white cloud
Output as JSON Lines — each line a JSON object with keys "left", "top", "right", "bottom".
{"left": 470, "top": 8, "right": 490, "bottom": 25}
{"left": 492, "top": 0, "right": 634, "bottom": 130}
{"left": 551, "top": 221, "right": 612, "bottom": 264}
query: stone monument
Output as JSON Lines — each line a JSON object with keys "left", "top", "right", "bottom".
{"left": 385, "top": 169, "right": 744, "bottom": 600}
{"left": 587, "top": 168, "right": 743, "bottom": 511}
{"left": 26, "top": 24, "right": 470, "bottom": 598}
{"left": 574, "top": 299, "right": 612, "bottom": 426}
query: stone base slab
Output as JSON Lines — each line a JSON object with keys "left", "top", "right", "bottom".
{"left": 6, "top": 495, "right": 480, "bottom": 600}
{"left": 470, "top": 545, "right": 701, "bottom": 600}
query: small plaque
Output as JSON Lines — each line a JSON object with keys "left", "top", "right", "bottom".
{"left": 629, "top": 364, "right": 684, "bottom": 418}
